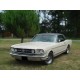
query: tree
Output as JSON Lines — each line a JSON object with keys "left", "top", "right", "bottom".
{"left": 2, "top": 10, "right": 40, "bottom": 43}
{"left": 67, "top": 11, "right": 80, "bottom": 37}
{"left": 0, "top": 12, "right": 4, "bottom": 37}
{"left": 0, "top": 13, "right": 2, "bottom": 34}
{"left": 38, "top": 10, "right": 52, "bottom": 33}
{"left": 40, "top": 10, "right": 79, "bottom": 37}
{"left": 48, "top": 10, "right": 66, "bottom": 33}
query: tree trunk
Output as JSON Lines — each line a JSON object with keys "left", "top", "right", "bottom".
{"left": 21, "top": 37, "right": 24, "bottom": 43}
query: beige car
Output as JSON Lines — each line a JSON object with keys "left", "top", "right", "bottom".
{"left": 10, "top": 33, "right": 72, "bottom": 65}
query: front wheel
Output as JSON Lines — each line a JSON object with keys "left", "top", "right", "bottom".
{"left": 44, "top": 53, "right": 54, "bottom": 65}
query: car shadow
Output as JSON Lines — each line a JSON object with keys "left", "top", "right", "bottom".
{"left": 7, "top": 59, "right": 45, "bottom": 67}
{"left": 7, "top": 53, "right": 68, "bottom": 68}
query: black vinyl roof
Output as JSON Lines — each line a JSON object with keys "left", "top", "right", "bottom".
{"left": 37, "top": 33, "right": 63, "bottom": 36}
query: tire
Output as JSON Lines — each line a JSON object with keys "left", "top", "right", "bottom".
{"left": 44, "top": 53, "right": 54, "bottom": 65}
{"left": 65, "top": 45, "right": 70, "bottom": 54}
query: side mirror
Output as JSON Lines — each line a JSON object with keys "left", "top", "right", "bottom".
{"left": 58, "top": 39, "right": 61, "bottom": 42}
{"left": 58, "top": 38, "right": 64, "bottom": 42}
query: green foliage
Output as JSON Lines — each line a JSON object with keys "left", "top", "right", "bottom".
{"left": 40, "top": 10, "right": 80, "bottom": 38}
{"left": 67, "top": 11, "right": 80, "bottom": 37}
{"left": 0, "top": 13, "right": 2, "bottom": 24}
{"left": 2, "top": 10, "right": 40, "bottom": 38}
{"left": 1, "top": 10, "right": 80, "bottom": 38}
{"left": 16, "top": 26, "right": 25, "bottom": 37}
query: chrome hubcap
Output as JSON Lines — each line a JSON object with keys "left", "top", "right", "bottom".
{"left": 46, "top": 55, "right": 52, "bottom": 64}
{"left": 67, "top": 48, "right": 70, "bottom": 53}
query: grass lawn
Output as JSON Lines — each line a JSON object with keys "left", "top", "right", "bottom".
{"left": 0, "top": 39, "right": 80, "bottom": 70}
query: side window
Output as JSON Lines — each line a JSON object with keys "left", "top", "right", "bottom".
{"left": 57, "top": 35, "right": 65, "bottom": 42}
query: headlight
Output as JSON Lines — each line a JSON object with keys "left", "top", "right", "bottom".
{"left": 11, "top": 47, "right": 17, "bottom": 52}
{"left": 36, "top": 49, "right": 44, "bottom": 54}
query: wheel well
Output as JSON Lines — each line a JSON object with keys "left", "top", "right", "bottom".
{"left": 67, "top": 44, "right": 70, "bottom": 48}
{"left": 67, "top": 44, "right": 70, "bottom": 49}
{"left": 49, "top": 51, "right": 54, "bottom": 57}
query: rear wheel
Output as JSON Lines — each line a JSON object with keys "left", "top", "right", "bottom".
{"left": 44, "top": 53, "right": 54, "bottom": 65}
{"left": 65, "top": 45, "right": 70, "bottom": 54}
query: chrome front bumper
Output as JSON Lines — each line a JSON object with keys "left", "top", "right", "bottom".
{"left": 10, "top": 53, "right": 48, "bottom": 61}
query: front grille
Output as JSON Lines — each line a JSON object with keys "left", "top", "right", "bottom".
{"left": 17, "top": 48, "right": 23, "bottom": 53}
{"left": 15, "top": 48, "right": 34, "bottom": 54}
{"left": 24, "top": 49, "right": 32, "bottom": 53}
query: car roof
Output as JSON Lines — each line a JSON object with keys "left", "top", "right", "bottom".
{"left": 37, "top": 33, "right": 63, "bottom": 36}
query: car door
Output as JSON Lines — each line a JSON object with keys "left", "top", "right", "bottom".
{"left": 54, "top": 35, "right": 66, "bottom": 55}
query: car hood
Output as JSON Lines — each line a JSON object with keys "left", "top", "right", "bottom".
{"left": 11, "top": 42, "right": 56, "bottom": 50}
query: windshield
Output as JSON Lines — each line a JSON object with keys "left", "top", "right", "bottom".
{"left": 31, "top": 34, "right": 56, "bottom": 42}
